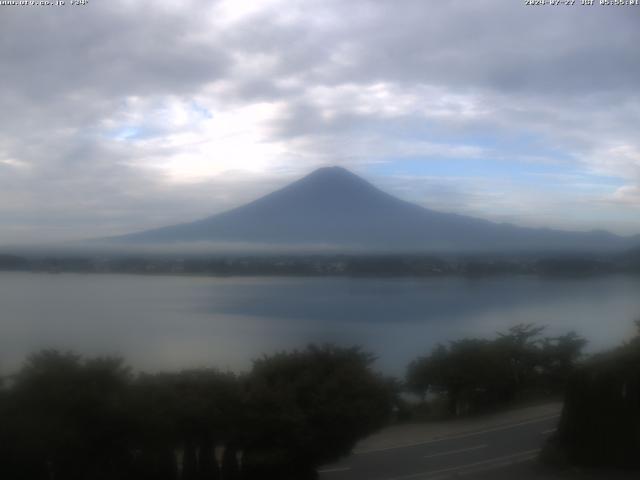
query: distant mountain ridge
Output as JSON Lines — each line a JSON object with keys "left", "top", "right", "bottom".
{"left": 112, "top": 167, "right": 638, "bottom": 252}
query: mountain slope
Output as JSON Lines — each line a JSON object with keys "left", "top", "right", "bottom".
{"left": 112, "top": 167, "right": 637, "bottom": 252}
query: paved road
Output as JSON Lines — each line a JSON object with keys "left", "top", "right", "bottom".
{"left": 318, "top": 412, "right": 560, "bottom": 480}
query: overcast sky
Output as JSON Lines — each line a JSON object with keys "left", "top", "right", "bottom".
{"left": 1, "top": 0, "right": 639, "bottom": 244}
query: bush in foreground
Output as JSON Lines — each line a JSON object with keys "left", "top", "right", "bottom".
{"left": 549, "top": 322, "right": 640, "bottom": 469}
{"left": 0, "top": 345, "right": 394, "bottom": 480}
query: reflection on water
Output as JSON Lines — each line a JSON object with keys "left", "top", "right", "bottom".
{"left": 1, "top": 272, "right": 639, "bottom": 375}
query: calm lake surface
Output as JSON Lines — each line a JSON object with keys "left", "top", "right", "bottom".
{"left": 1, "top": 272, "right": 639, "bottom": 376}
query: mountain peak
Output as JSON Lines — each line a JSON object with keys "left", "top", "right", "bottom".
{"left": 292, "top": 166, "right": 377, "bottom": 194}
{"left": 307, "top": 165, "right": 352, "bottom": 177}
{"left": 300, "top": 166, "right": 364, "bottom": 184}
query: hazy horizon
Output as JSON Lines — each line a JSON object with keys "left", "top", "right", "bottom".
{"left": 0, "top": 166, "right": 636, "bottom": 254}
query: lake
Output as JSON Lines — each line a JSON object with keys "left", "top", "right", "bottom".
{"left": 1, "top": 272, "right": 639, "bottom": 376}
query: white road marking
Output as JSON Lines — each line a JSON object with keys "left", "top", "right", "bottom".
{"left": 356, "top": 414, "right": 560, "bottom": 454}
{"left": 541, "top": 428, "right": 557, "bottom": 435}
{"left": 384, "top": 449, "right": 540, "bottom": 480}
{"left": 423, "top": 444, "right": 488, "bottom": 459}
{"left": 318, "top": 466, "right": 352, "bottom": 473}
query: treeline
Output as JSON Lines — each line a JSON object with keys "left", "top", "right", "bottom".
{"left": 406, "top": 324, "right": 587, "bottom": 416}
{"left": 3, "top": 252, "right": 640, "bottom": 277}
{"left": 405, "top": 322, "right": 640, "bottom": 470}
{"left": 545, "top": 321, "right": 640, "bottom": 469}
{"left": 0, "top": 346, "right": 395, "bottom": 480}
{"left": 2, "top": 324, "right": 637, "bottom": 477}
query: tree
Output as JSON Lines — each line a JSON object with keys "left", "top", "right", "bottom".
{"left": 5, "top": 350, "right": 133, "bottom": 480}
{"left": 1, "top": 345, "right": 394, "bottom": 480}
{"left": 406, "top": 324, "right": 587, "bottom": 417}
{"left": 550, "top": 321, "right": 640, "bottom": 469}
{"left": 130, "top": 369, "right": 241, "bottom": 480}
{"left": 539, "top": 331, "right": 588, "bottom": 393}
{"left": 242, "top": 345, "right": 395, "bottom": 480}
{"left": 495, "top": 323, "right": 546, "bottom": 396}
{"left": 408, "top": 339, "right": 513, "bottom": 416}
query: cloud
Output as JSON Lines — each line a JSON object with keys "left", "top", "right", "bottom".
{"left": 612, "top": 186, "right": 640, "bottom": 205}
{"left": 1, "top": 0, "right": 639, "bottom": 242}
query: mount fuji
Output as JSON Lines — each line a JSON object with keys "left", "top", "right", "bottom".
{"left": 111, "top": 167, "right": 637, "bottom": 252}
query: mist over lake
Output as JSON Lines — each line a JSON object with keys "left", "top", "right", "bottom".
{"left": 2, "top": 272, "right": 639, "bottom": 376}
